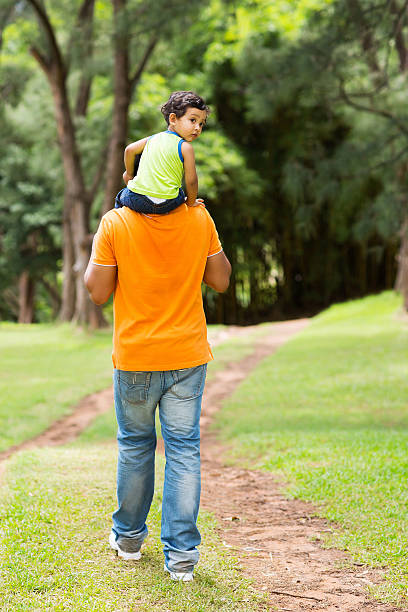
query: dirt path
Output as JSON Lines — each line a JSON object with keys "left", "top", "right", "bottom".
{"left": 0, "top": 320, "right": 403, "bottom": 610}
{"left": 0, "top": 387, "right": 114, "bottom": 469}
{"left": 199, "top": 321, "right": 402, "bottom": 612}
{"left": 0, "top": 324, "right": 255, "bottom": 468}
{"left": 0, "top": 325, "right": 250, "bottom": 468}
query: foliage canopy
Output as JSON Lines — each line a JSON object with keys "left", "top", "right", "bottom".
{"left": 0, "top": 0, "right": 406, "bottom": 322}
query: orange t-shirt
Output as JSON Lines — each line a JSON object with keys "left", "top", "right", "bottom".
{"left": 92, "top": 204, "right": 222, "bottom": 371}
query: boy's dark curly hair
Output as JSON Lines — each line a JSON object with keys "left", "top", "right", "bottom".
{"left": 161, "top": 91, "right": 210, "bottom": 125}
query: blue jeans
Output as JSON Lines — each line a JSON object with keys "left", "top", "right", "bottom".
{"left": 112, "top": 364, "right": 207, "bottom": 573}
{"left": 115, "top": 187, "right": 186, "bottom": 214}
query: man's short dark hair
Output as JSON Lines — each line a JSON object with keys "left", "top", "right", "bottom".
{"left": 161, "top": 91, "right": 210, "bottom": 125}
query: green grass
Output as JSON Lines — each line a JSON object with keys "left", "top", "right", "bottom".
{"left": 0, "top": 322, "right": 259, "bottom": 453}
{"left": 0, "top": 323, "right": 266, "bottom": 609}
{"left": 74, "top": 407, "right": 117, "bottom": 444}
{"left": 72, "top": 328, "right": 262, "bottom": 446}
{"left": 0, "top": 445, "right": 265, "bottom": 611}
{"left": 207, "top": 326, "right": 265, "bottom": 381}
{"left": 215, "top": 291, "right": 408, "bottom": 605}
{"left": 0, "top": 323, "right": 114, "bottom": 451}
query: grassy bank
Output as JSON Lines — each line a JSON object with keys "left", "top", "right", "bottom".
{"left": 0, "top": 324, "right": 266, "bottom": 609}
{"left": 0, "top": 444, "right": 264, "bottom": 611}
{"left": 215, "top": 292, "right": 408, "bottom": 605}
{"left": 0, "top": 324, "right": 114, "bottom": 451}
{"left": 0, "top": 322, "right": 258, "bottom": 453}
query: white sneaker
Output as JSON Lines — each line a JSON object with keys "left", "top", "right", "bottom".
{"left": 164, "top": 563, "right": 194, "bottom": 582}
{"left": 109, "top": 530, "right": 141, "bottom": 561}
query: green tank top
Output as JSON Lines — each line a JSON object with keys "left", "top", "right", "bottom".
{"left": 128, "top": 131, "right": 184, "bottom": 199}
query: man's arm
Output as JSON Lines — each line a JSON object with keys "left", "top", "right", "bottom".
{"left": 203, "top": 251, "right": 231, "bottom": 293}
{"left": 84, "top": 260, "right": 117, "bottom": 305}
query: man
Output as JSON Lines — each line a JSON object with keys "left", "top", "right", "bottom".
{"left": 84, "top": 202, "right": 231, "bottom": 582}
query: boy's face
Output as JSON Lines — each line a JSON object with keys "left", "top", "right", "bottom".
{"left": 168, "top": 107, "right": 207, "bottom": 142}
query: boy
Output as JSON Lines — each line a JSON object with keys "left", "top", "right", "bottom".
{"left": 115, "top": 91, "right": 210, "bottom": 214}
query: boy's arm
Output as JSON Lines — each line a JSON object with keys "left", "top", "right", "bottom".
{"left": 181, "top": 141, "right": 199, "bottom": 206}
{"left": 123, "top": 137, "right": 148, "bottom": 184}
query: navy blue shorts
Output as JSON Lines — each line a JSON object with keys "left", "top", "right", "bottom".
{"left": 115, "top": 187, "right": 185, "bottom": 214}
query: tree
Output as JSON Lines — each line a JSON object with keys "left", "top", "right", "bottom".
{"left": 0, "top": 32, "right": 61, "bottom": 322}
{"left": 3, "top": 0, "right": 403, "bottom": 323}
{"left": 197, "top": 0, "right": 404, "bottom": 316}
{"left": 277, "top": 0, "right": 408, "bottom": 308}
{"left": 2, "top": 0, "right": 203, "bottom": 326}
{"left": 0, "top": 92, "right": 61, "bottom": 322}
{"left": 195, "top": 0, "right": 400, "bottom": 317}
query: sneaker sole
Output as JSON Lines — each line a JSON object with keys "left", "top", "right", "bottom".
{"left": 164, "top": 563, "right": 194, "bottom": 582}
{"left": 109, "top": 531, "right": 141, "bottom": 561}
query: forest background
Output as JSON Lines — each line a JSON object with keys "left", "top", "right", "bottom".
{"left": 1, "top": 0, "right": 408, "bottom": 327}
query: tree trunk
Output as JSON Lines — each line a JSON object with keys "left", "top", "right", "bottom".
{"left": 28, "top": 0, "right": 106, "bottom": 326}
{"left": 27, "top": 0, "right": 156, "bottom": 326}
{"left": 48, "top": 71, "right": 105, "bottom": 326}
{"left": 69, "top": 196, "right": 108, "bottom": 328}
{"left": 18, "top": 271, "right": 35, "bottom": 323}
{"left": 102, "top": 1, "right": 131, "bottom": 215}
{"left": 70, "top": 197, "right": 90, "bottom": 324}
{"left": 60, "top": 209, "right": 76, "bottom": 321}
{"left": 102, "top": 92, "right": 130, "bottom": 215}
{"left": 101, "top": 4, "right": 158, "bottom": 216}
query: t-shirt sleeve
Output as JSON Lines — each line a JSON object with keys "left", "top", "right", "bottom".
{"left": 92, "top": 216, "right": 117, "bottom": 266}
{"left": 206, "top": 212, "right": 223, "bottom": 258}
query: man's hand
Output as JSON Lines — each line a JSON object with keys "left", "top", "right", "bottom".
{"left": 186, "top": 198, "right": 205, "bottom": 207}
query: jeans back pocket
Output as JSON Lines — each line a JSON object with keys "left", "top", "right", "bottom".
{"left": 118, "top": 371, "right": 151, "bottom": 405}
{"left": 170, "top": 365, "right": 207, "bottom": 399}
